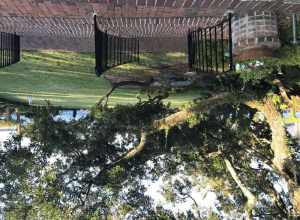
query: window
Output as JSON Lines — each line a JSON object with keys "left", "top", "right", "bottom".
{"left": 257, "top": 37, "right": 265, "bottom": 43}
{"left": 266, "top": 36, "right": 273, "bottom": 42}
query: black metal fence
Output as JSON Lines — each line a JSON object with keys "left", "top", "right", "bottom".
{"left": 187, "top": 13, "right": 234, "bottom": 74}
{"left": 94, "top": 15, "right": 140, "bottom": 76}
{"left": 0, "top": 32, "right": 21, "bottom": 68}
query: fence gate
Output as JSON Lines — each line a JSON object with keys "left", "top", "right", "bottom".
{"left": 0, "top": 32, "right": 21, "bottom": 68}
{"left": 94, "top": 15, "right": 140, "bottom": 76}
{"left": 187, "top": 13, "right": 234, "bottom": 74}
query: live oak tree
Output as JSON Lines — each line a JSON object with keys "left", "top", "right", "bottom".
{"left": 0, "top": 58, "right": 299, "bottom": 219}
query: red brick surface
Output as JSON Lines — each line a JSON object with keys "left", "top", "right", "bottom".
{"left": 20, "top": 35, "right": 186, "bottom": 52}
{"left": 235, "top": 47, "right": 274, "bottom": 61}
{"left": 0, "top": 1, "right": 298, "bottom": 18}
{"left": 21, "top": 35, "right": 94, "bottom": 52}
{"left": 0, "top": 0, "right": 298, "bottom": 51}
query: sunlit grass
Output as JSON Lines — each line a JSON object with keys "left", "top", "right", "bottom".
{"left": 106, "top": 52, "right": 187, "bottom": 76}
{"left": 0, "top": 50, "right": 202, "bottom": 108}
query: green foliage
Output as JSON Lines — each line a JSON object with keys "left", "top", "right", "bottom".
{"left": 237, "top": 59, "right": 277, "bottom": 84}
{"left": 0, "top": 58, "right": 299, "bottom": 219}
{"left": 275, "top": 45, "right": 300, "bottom": 66}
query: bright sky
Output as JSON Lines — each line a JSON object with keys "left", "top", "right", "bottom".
{"left": 0, "top": 130, "right": 13, "bottom": 147}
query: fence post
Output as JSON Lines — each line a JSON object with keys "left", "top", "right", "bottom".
{"left": 292, "top": 14, "right": 298, "bottom": 44}
{"left": 209, "top": 27, "right": 213, "bottom": 72}
{"left": 137, "top": 38, "right": 140, "bottom": 63}
{"left": 105, "top": 31, "right": 108, "bottom": 69}
{"left": 214, "top": 26, "right": 218, "bottom": 73}
{"left": 228, "top": 13, "right": 234, "bottom": 71}
{"left": 221, "top": 23, "right": 225, "bottom": 73}
{"left": 0, "top": 32, "right": 2, "bottom": 67}
{"left": 187, "top": 31, "right": 192, "bottom": 71}
{"left": 205, "top": 29, "right": 208, "bottom": 72}
{"left": 94, "top": 15, "right": 102, "bottom": 76}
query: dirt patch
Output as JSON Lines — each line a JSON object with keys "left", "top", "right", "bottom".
{"left": 104, "top": 63, "right": 189, "bottom": 85}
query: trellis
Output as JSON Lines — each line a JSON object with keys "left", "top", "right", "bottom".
{"left": 0, "top": 32, "right": 20, "bottom": 68}
{"left": 187, "top": 13, "right": 234, "bottom": 73}
{"left": 94, "top": 15, "right": 139, "bottom": 76}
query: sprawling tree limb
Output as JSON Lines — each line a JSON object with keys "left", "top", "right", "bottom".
{"left": 92, "top": 130, "right": 148, "bottom": 184}
{"left": 94, "top": 81, "right": 300, "bottom": 215}
{"left": 97, "top": 81, "right": 149, "bottom": 108}
{"left": 90, "top": 92, "right": 239, "bottom": 186}
{"left": 246, "top": 98, "right": 300, "bottom": 217}
{"left": 224, "top": 159, "right": 257, "bottom": 220}
{"left": 273, "top": 79, "right": 293, "bottom": 105}
{"left": 153, "top": 92, "right": 233, "bottom": 130}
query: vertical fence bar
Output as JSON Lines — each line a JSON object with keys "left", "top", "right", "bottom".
{"left": 94, "top": 15, "right": 101, "bottom": 76}
{"left": 209, "top": 28, "right": 213, "bottom": 72}
{"left": 113, "top": 36, "right": 116, "bottom": 66}
{"left": 201, "top": 29, "right": 204, "bottom": 72}
{"left": 187, "top": 14, "right": 234, "bottom": 74}
{"left": 214, "top": 26, "right": 218, "bottom": 73}
{"left": 292, "top": 13, "right": 297, "bottom": 44}
{"left": 228, "top": 13, "right": 234, "bottom": 71}
{"left": 126, "top": 38, "right": 129, "bottom": 63}
{"left": 0, "top": 32, "right": 2, "bottom": 67}
{"left": 137, "top": 38, "right": 140, "bottom": 63}
{"left": 197, "top": 29, "right": 200, "bottom": 71}
{"left": 221, "top": 23, "right": 225, "bottom": 73}
{"left": 117, "top": 36, "right": 120, "bottom": 65}
{"left": 187, "top": 32, "right": 192, "bottom": 70}
{"left": 129, "top": 38, "right": 132, "bottom": 62}
{"left": 0, "top": 31, "right": 20, "bottom": 68}
{"left": 204, "top": 29, "right": 208, "bottom": 72}
{"left": 104, "top": 31, "right": 108, "bottom": 69}
{"left": 5, "top": 33, "right": 8, "bottom": 67}
{"left": 94, "top": 15, "right": 140, "bottom": 76}
{"left": 194, "top": 31, "right": 197, "bottom": 70}
{"left": 3, "top": 33, "right": 5, "bottom": 66}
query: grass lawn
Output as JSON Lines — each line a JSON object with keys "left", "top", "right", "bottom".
{"left": 105, "top": 52, "right": 188, "bottom": 77}
{"left": 0, "top": 50, "right": 202, "bottom": 109}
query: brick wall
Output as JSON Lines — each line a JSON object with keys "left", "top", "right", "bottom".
{"left": 140, "top": 37, "right": 187, "bottom": 53}
{"left": 21, "top": 35, "right": 187, "bottom": 53}
{"left": 235, "top": 47, "right": 274, "bottom": 61}
{"left": 21, "top": 36, "right": 94, "bottom": 52}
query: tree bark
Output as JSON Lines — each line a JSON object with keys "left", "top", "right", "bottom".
{"left": 246, "top": 98, "right": 300, "bottom": 217}
{"left": 153, "top": 92, "right": 232, "bottom": 130}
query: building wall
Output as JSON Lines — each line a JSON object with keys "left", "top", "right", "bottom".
{"left": 139, "top": 37, "right": 187, "bottom": 53}
{"left": 232, "top": 11, "right": 281, "bottom": 60}
{"left": 21, "top": 35, "right": 187, "bottom": 53}
{"left": 21, "top": 36, "right": 94, "bottom": 52}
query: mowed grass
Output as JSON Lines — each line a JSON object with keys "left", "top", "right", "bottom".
{"left": 0, "top": 50, "right": 202, "bottom": 108}
{"left": 106, "top": 52, "right": 188, "bottom": 76}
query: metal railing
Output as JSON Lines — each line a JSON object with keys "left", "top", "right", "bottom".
{"left": 0, "top": 32, "right": 20, "bottom": 68}
{"left": 94, "top": 15, "right": 140, "bottom": 76}
{"left": 187, "top": 13, "right": 234, "bottom": 74}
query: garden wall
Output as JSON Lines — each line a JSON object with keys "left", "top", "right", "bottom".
{"left": 21, "top": 36, "right": 187, "bottom": 53}
{"left": 139, "top": 37, "right": 187, "bottom": 53}
{"left": 21, "top": 36, "right": 94, "bottom": 52}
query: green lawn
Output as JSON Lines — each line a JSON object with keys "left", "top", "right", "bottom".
{"left": 105, "top": 51, "right": 187, "bottom": 77}
{"left": 0, "top": 50, "right": 201, "bottom": 108}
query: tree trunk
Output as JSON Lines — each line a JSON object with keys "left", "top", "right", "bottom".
{"left": 247, "top": 98, "right": 300, "bottom": 217}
